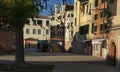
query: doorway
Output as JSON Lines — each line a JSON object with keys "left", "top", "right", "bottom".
{"left": 109, "top": 42, "right": 116, "bottom": 66}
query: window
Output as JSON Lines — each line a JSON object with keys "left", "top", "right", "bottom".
{"left": 26, "top": 28, "right": 30, "bottom": 34}
{"left": 85, "top": 25, "right": 89, "bottom": 34}
{"left": 102, "top": 0, "right": 104, "bottom": 3}
{"left": 38, "top": 29, "right": 41, "bottom": 34}
{"left": 94, "top": 14, "right": 98, "bottom": 20}
{"left": 26, "top": 19, "right": 30, "bottom": 25}
{"left": 88, "top": 3, "right": 91, "bottom": 15}
{"left": 100, "top": 24, "right": 106, "bottom": 32}
{"left": 100, "top": 12, "right": 103, "bottom": 18}
{"left": 86, "top": 5, "right": 88, "bottom": 14}
{"left": 80, "top": 26, "right": 83, "bottom": 35}
{"left": 113, "top": 0, "right": 117, "bottom": 16}
{"left": 71, "top": 13, "right": 74, "bottom": 17}
{"left": 105, "top": 23, "right": 109, "bottom": 30}
{"left": 58, "top": 16, "right": 61, "bottom": 19}
{"left": 71, "top": 22, "right": 73, "bottom": 28}
{"left": 104, "top": 9, "right": 107, "bottom": 17}
{"left": 93, "top": 25, "right": 97, "bottom": 32}
{"left": 46, "top": 30, "right": 49, "bottom": 35}
{"left": 46, "top": 20, "right": 49, "bottom": 26}
{"left": 71, "top": 31, "right": 73, "bottom": 37}
{"left": 80, "top": 24, "right": 89, "bottom": 35}
{"left": 37, "top": 20, "right": 42, "bottom": 26}
{"left": 102, "top": 0, "right": 106, "bottom": 3}
{"left": 33, "top": 20, "right": 36, "bottom": 25}
{"left": 63, "top": 15, "right": 65, "bottom": 18}
{"left": 95, "top": 0, "right": 98, "bottom": 7}
{"left": 68, "top": 14, "right": 70, "bottom": 17}
{"left": 67, "top": 23, "right": 70, "bottom": 29}
{"left": 33, "top": 29, "right": 36, "bottom": 34}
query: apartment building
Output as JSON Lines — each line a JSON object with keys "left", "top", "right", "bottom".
{"left": 50, "top": 4, "right": 74, "bottom": 51}
{"left": 73, "top": 0, "right": 94, "bottom": 54}
{"left": 107, "top": 0, "right": 119, "bottom": 67}
{"left": 91, "top": 0, "right": 109, "bottom": 58}
{"left": 24, "top": 16, "right": 51, "bottom": 48}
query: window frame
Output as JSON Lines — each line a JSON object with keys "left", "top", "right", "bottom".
{"left": 46, "top": 29, "right": 49, "bottom": 35}
{"left": 38, "top": 29, "right": 41, "bottom": 34}
{"left": 33, "top": 29, "right": 36, "bottom": 34}
{"left": 26, "top": 28, "right": 30, "bottom": 34}
{"left": 95, "top": 0, "right": 98, "bottom": 7}
{"left": 46, "top": 20, "right": 49, "bottom": 26}
{"left": 37, "top": 20, "right": 42, "bottom": 26}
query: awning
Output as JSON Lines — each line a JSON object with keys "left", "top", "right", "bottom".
{"left": 92, "top": 39, "right": 105, "bottom": 44}
{"left": 25, "top": 38, "right": 38, "bottom": 41}
{"left": 37, "top": 40, "right": 46, "bottom": 44}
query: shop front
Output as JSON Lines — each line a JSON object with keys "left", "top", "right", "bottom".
{"left": 92, "top": 39, "right": 107, "bottom": 58}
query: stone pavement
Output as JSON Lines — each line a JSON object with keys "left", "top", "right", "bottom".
{"left": 0, "top": 52, "right": 120, "bottom": 72}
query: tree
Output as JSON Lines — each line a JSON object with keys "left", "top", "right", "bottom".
{"left": 0, "top": 0, "right": 48, "bottom": 66}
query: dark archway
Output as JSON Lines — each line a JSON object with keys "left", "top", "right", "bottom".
{"left": 111, "top": 42, "right": 116, "bottom": 66}
{"left": 108, "top": 41, "right": 116, "bottom": 66}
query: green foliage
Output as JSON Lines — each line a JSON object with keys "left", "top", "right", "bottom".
{"left": 9, "top": 0, "right": 36, "bottom": 26}
{"left": 0, "top": 0, "right": 47, "bottom": 27}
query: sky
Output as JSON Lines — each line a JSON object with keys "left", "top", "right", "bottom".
{"left": 40, "top": 0, "right": 74, "bottom": 16}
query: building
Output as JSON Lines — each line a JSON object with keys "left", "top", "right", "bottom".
{"left": 51, "top": 4, "right": 74, "bottom": 51}
{"left": 23, "top": 16, "right": 51, "bottom": 48}
{"left": 73, "top": 0, "right": 94, "bottom": 54}
{"left": 0, "top": 16, "right": 51, "bottom": 53}
{"left": 91, "top": 0, "right": 109, "bottom": 58}
{"left": 107, "top": 0, "right": 119, "bottom": 67}
{"left": 72, "top": 0, "right": 81, "bottom": 53}
{"left": 73, "top": 0, "right": 81, "bottom": 34}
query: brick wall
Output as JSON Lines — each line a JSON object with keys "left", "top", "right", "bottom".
{"left": 0, "top": 30, "right": 15, "bottom": 53}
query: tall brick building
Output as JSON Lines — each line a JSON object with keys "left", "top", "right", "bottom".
{"left": 92, "top": 0, "right": 108, "bottom": 58}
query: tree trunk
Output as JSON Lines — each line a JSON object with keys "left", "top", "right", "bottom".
{"left": 15, "top": 25, "right": 25, "bottom": 65}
